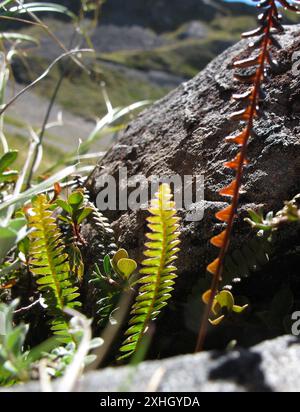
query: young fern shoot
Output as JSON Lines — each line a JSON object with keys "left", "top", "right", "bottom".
{"left": 27, "top": 194, "right": 81, "bottom": 343}
{"left": 118, "top": 184, "right": 180, "bottom": 360}
{"left": 196, "top": 0, "right": 299, "bottom": 352}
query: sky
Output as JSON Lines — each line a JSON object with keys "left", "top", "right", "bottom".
{"left": 224, "top": 0, "right": 298, "bottom": 6}
{"left": 223, "top": 0, "right": 254, "bottom": 4}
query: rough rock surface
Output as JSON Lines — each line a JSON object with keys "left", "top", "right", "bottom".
{"left": 4, "top": 335, "right": 300, "bottom": 392}
{"left": 85, "top": 25, "right": 300, "bottom": 273}
{"left": 82, "top": 26, "right": 300, "bottom": 355}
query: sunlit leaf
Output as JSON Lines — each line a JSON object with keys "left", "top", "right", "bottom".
{"left": 117, "top": 258, "right": 137, "bottom": 279}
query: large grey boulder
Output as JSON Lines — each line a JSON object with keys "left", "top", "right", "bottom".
{"left": 3, "top": 335, "right": 300, "bottom": 392}
{"left": 83, "top": 25, "right": 300, "bottom": 354}
{"left": 85, "top": 25, "right": 300, "bottom": 278}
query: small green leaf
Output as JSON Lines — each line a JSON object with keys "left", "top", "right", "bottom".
{"left": 119, "top": 343, "right": 136, "bottom": 353}
{"left": 77, "top": 207, "right": 93, "bottom": 225}
{"left": 8, "top": 218, "right": 26, "bottom": 233}
{"left": 247, "top": 209, "right": 263, "bottom": 224}
{"left": 0, "top": 219, "right": 27, "bottom": 262}
{"left": 0, "top": 150, "right": 18, "bottom": 174}
{"left": 0, "top": 170, "right": 18, "bottom": 183}
{"left": 36, "top": 275, "right": 54, "bottom": 285}
{"left": 209, "top": 315, "right": 225, "bottom": 325}
{"left": 112, "top": 249, "right": 128, "bottom": 266}
{"left": 57, "top": 215, "right": 70, "bottom": 223}
{"left": 117, "top": 258, "right": 137, "bottom": 279}
{"left": 142, "top": 257, "right": 160, "bottom": 267}
{"left": 232, "top": 304, "right": 248, "bottom": 313}
{"left": 125, "top": 324, "right": 142, "bottom": 336}
{"left": 68, "top": 191, "right": 84, "bottom": 209}
{"left": 56, "top": 199, "right": 72, "bottom": 215}
{"left": 215, "top": 290, "right": 234, "bottom": 311}
{"left": 103, "top": 255, "right": 111, "bottom": 275}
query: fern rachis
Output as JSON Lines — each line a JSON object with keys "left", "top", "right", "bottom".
{"left": 118, "top": 184, "right": 180, "bottom": 360}
{"left": 196, "top": 0, "right": 300, "bottom": 351}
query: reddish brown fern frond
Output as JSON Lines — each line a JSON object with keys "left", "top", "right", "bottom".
{"left": 196, "top": 0, "right": 299, "bottom": 352}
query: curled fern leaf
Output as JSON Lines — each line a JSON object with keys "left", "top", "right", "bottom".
{"left": 89, "top": 204, "right": 117, "bottom": 252}
{"left": 73, "top": 175, "right": 117, "bottom": 256}
{"left": 27, "top": 194, "right": 81, "bottom": 343}
{"left": 118, "top": 184, "right": 180, "bottom": 360}
{"left": 222, "top": 236, "right": 271, "bottom": 286}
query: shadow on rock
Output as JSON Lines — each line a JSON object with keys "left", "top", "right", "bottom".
{"left": 209, "top": 348, "right": 272, "bottom": 392}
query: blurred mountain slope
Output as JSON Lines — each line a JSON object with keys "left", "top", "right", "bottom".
{"left": 7, "top": 0, "right": 297, "bottom": 155}
{"left": 50, "top": 0, "right": 255, "bottom": 31}
{"left": 10, "top": 1, "right": 259, "bottom": 116}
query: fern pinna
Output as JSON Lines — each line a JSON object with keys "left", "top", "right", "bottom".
{"left": 27, "top": 194, "right": 81, "bottom": 343}
{"left": 196, "top": 0, "right": 299, "bottom": 351}
{"left": 119, "top": 184, "right": 180, "bottom": 360}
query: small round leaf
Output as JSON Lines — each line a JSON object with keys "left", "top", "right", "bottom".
{"left": 112, "top": 249, "right": 128, "bottom": 265}
{"left": 117, "top": 258, "right": 137, "bottom": 279}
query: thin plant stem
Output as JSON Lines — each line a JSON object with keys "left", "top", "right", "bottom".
{"left": 195, "top": 1, "right": 278, "bottom": 352}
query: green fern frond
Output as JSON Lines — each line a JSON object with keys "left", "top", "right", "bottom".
{"left": 184, "top": 233, "right": 272, "bottom": 334}
{"left": 73, "top": 175, "right": 117, "bottom": 256}
{"left": 91, "top": 205, "right": 116, "bottom": 244}
{"left": 118, "top": 184, "right": 180, "bottom": 360}
{"left": 221, "top": 236, "right": 272, "bottom": 286}
{"left": 27, "top": 194, "right": 81, "bottom": 343}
